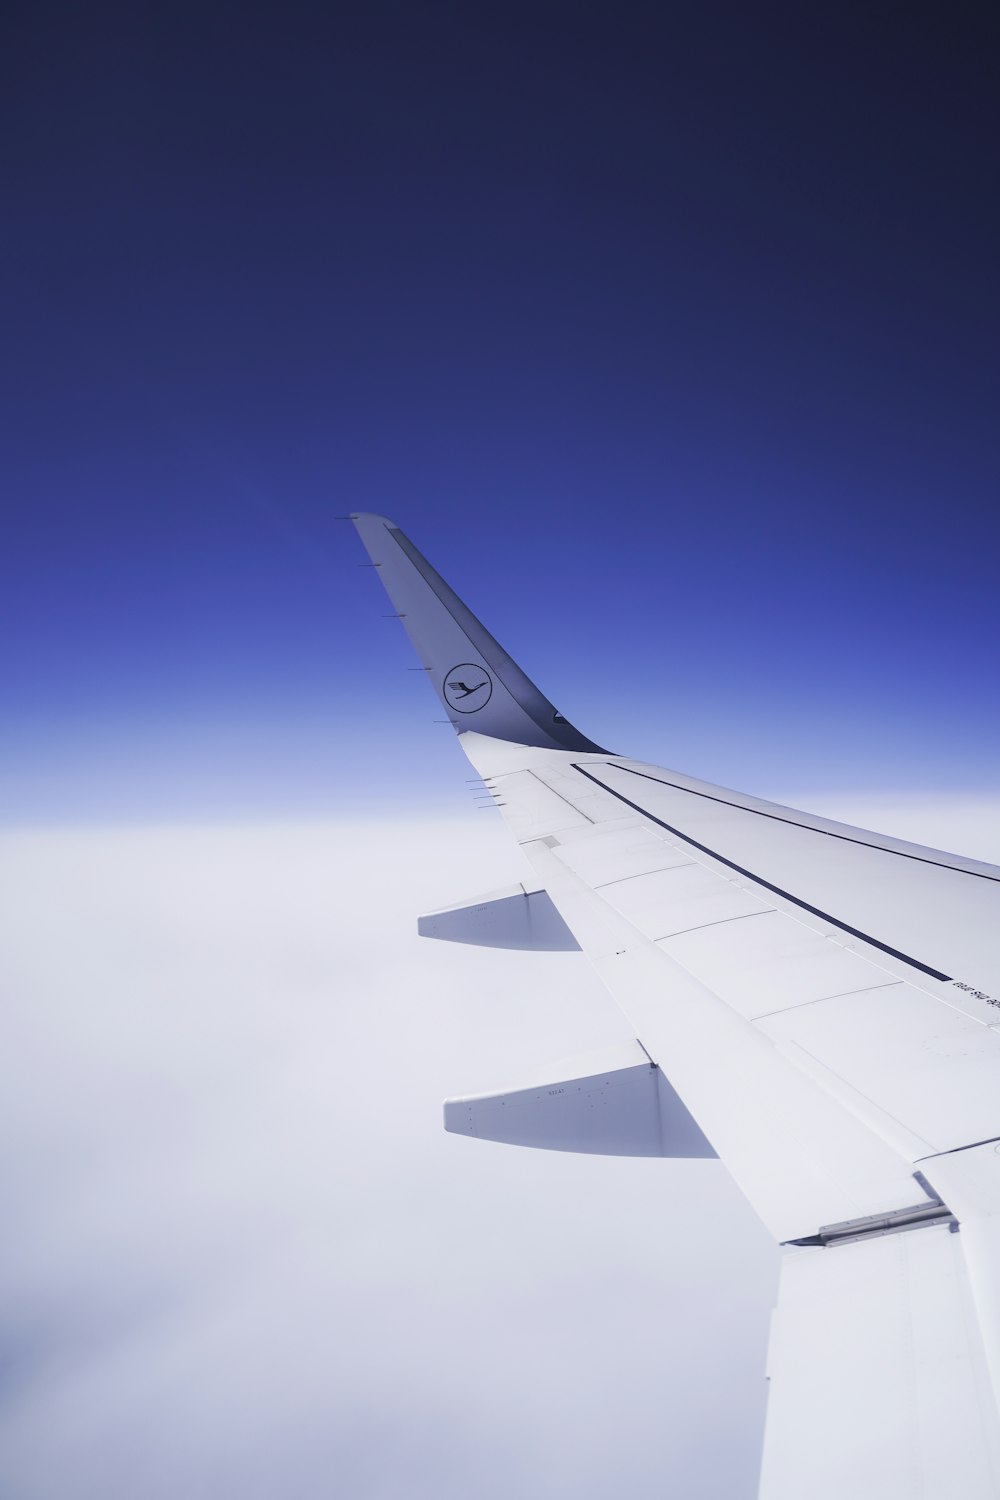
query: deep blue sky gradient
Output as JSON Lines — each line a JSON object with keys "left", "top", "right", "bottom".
{"left": 4, "top": 2, "right": 999, "bottom": 821}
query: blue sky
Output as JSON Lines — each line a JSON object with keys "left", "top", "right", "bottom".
{"left": 4, "top": 4, "right": 999, "bottom": 824}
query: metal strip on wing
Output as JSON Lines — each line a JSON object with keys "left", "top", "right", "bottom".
{"left": 613, "top": 763, "right": 1000, "bottom": 885}
{"left": 571, "top": 763, "right": 953, "bottom": 984}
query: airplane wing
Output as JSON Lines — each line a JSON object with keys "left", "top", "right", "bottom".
{"left": 351, "top": 512, "right": 1000, "bottom": 1499}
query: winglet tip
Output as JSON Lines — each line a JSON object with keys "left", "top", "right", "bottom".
{"left": 351, "top": 514, "right": 606, "bottom": 753}
{"left": 350, "top": 511, "right": 398, "bottom": 529}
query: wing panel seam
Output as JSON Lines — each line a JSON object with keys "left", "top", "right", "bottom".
{"left": 571, "top": 763, "right": 953, "bottom": 984}
{"left": 751, "top": 980, "right": 905, "bottom": 1022}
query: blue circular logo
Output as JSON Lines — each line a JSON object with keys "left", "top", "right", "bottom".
{"left": 444, "top": 664, "right": 493, "bottom": 713}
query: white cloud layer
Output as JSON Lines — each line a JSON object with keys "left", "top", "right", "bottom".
{"left": 1, "top": 798, "right": 995, "bottom": 1498}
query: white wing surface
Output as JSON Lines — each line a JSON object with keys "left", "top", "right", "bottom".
{"left": 351, "top": 513, "right": 1000, "bottom": 1499}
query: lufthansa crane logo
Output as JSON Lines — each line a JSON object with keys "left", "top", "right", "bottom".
{"left": 443, "top": 663, "right": 493, "bottom": 713}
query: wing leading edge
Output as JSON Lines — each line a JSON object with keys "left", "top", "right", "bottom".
{"left": 351, "top": 512, "right": 1000, "bottom": 1499}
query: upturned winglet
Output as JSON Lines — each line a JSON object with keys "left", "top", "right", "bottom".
{"left": 351, "top": 513, "right": 606, "bottom": 752}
